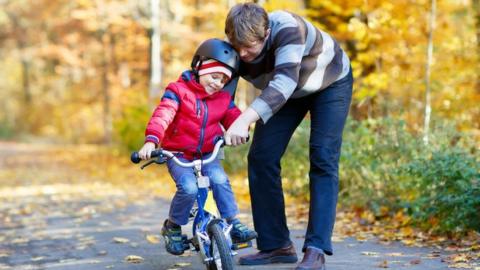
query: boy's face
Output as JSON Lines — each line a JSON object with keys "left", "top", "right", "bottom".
{"left": 199, "top": 72, "right": 229, "bottom": 95}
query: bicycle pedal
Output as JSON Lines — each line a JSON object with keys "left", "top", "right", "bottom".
{"left": 231, "top": 240, "right": 252, "bottom": 250}
{"left": 189, "top": 236, "right": 200, "bottom": 251}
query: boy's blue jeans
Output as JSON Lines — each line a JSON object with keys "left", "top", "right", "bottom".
{"left": 247, "top": 69, "right": 353, "bottom": 255}
{"left": 166, "top": 153, "right": 239, "bottom": 225}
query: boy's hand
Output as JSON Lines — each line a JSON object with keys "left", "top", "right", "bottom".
{"left": 138, "top": 142, "right": 156, "bottom": 160}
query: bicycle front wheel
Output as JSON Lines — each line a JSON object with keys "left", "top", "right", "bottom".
{"left": 207, "top": 222, "right": 234, "bottom": 270}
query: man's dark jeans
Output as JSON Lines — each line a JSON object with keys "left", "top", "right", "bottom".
{"left": 247, "top": 70, "right": 353, "bottom": 255}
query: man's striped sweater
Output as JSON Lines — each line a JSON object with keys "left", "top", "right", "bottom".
{"left": 239, "top": 11, "right": 351, "bottom": 123}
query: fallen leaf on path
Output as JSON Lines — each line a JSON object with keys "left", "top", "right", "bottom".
{"left": 113, "top": 237, "right": 129, "bottom": 243}
{"left": 360, "top": 210, "right": 375, "bottom": 224}
{"left": 401, "top": 239, "right": 415, "bottom": 246}
{"left": 146, "top": 234, "right": 161, "bottom": 244}
{"left": 331, "top": 236, "right": 344, "bottom": 242}
{"left": 0, "top": 263, "right": 12, "bottom": 269}
{"left": 11, "top": 238, "right": 29, "bottom": 244}
{"left": 179, "top": 253, "right": 193, "bottom": 257}
{"left": 410, "top": 259, "right": 421, "bottom": 265}
{"left": 125, "top": 255, "right": 144, "bottom": 263}
{"left": 385, "top": 252, "right": 403, "bottom": 257}
{"left": 59, "top": 259, "right": 76, "bottom": 263}
{"left": 356, "top": 235, "right": 368, "bottom": 242}
{"left": 400, "top": 227, "right": 414, "bottom": 237}
{"left": 76, "top": 245, "right": 87, "bottom": 250}
{"left": 361, "top": 251, "right": 379, "bottom": 256}
{"left": 377, "top": 260, "right": 388, "bottom": 268}
{"left": 452, "top": 254, "right": 469, "bottom": 263}
{"left": 425, "top": 251, "right": 441, "bottom": 258}
{"left": 448, "top": 262, "right": 472, "bottom": 268}
{"left": 174, "top": 262, "right": 191, "bottom": 267}
{"left": 99, "top": 221, "right": 111, "bottom": 226}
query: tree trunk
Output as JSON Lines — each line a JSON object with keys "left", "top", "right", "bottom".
{"left": 8, "top": 12, "right": 31, "bottom": 104}
{"left": 473, "top": 0, "right": 480, "bottom": 93}
{"left": 101, "top": 32, "right": 112, "bottom": 144}
{"left": 149, "top": 0, "right": 162, "bottom": 110}
{"left": 194, "top": 0, "right": 201, "bottom": 31}
{"left": 93, "top": 0, "right": 112, "bottom": 144}
{"left": 21, "top": 57, "right": 31, "bottom": 104}
{"left": 423, "top": 0, "right": 436, "bottom": 145}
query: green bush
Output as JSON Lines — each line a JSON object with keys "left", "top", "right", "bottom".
{"left": 339, "top": 118, "right": 480, "bottom": 234}
{"left": 224, "top": 117, "right": 480, "bottom": 234}
{"left": 401, "top": 148, "right": 480, "bottom": 233}
{"left": 113, "top": 96, "right": 151, "bottom": 151}
{"left": 338, "top": 118, "right": 422, "bottom": 211}
{"left": 0, "top": 122, "right": 14, "bottom": 139}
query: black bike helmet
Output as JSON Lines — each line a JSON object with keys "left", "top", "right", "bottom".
{"left": 191, "top": 38, "right": 240, "bottom": 76}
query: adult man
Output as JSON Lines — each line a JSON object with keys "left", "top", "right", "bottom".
{"left": 223, "top": 3, "right": 353, "bottom": 270}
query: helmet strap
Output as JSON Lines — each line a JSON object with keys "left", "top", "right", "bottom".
{"left": 192, "top": 59, "right": 203, "bottom": 83}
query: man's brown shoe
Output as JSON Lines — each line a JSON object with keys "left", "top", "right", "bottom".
{"left": 238, "top": 243, "right": 298, "bottom": 265}
{"left": 295, "top": 247, "right": 326, "bottom": 270}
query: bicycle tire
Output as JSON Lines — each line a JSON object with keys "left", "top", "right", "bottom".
{"left": 207, "top": 222, "right": 234, "bottom": 270}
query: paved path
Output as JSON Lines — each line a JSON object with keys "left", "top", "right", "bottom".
{"left": 0, "top": 198, "right": 462, "bottom": 270}
{"left": 0, "top": 142, "right": 471, "bottom": 270}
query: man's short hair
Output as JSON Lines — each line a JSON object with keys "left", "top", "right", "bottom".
{"left": 225, "top": 3, "right": 269, "bottom": 48}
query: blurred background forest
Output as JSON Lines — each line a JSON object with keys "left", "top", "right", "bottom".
{"left": 0, "top": 0, "right": 479, "bottom": 235}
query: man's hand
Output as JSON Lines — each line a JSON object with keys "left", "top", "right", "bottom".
{"left": 225, "top": 107, "right": 260, "bottom": 146}
{"left": 225, "top": 118, "right": 250, "bottom": 146}
{"left": 138, "top": 142, "right": 156, "bottom": 160}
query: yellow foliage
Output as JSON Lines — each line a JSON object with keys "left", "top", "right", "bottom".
{"left": 0, "top": 0, "right": 478, "bottom": 141}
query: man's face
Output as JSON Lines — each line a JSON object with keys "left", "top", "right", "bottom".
{"left": 233, "top": 29, "right": 270, "bottom": 63}
{"left": 235, "top": 40, "right": 265, "bottom": 63}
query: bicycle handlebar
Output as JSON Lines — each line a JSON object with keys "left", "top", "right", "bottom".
{"left": 130, "top": 139, "right": 225, "bottom": 168}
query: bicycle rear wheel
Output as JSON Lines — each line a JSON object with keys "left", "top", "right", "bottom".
{"left": 207, "top": 222, "right": 234, "bottom": 270}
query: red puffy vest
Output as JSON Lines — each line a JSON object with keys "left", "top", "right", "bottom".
{"left": 145, "top": 72, "right": 240, "bottom": 159}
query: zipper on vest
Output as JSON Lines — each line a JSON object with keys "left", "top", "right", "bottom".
{"left": 196, "top": 99, "right": 201, "bottom": 118}
{"left": 197, "top": 99, "right": 208, "bottom": 154}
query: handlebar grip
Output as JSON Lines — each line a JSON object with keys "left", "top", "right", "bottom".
{"left": 131, "top": 150, "right": 164, "bottom": 164}
{"left": 131, "top": 152, "right": 141, "bottom": 164}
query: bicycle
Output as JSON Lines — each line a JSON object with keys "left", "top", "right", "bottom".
{"left": 131, "top": 139, "right": 252, "bottom": 270}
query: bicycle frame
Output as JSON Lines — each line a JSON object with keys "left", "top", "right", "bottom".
{"left": 131, "top": 139, "right": 236, "bottom": 264}
{"left": 143, "top": 140, "right": 227, "bottom": 236}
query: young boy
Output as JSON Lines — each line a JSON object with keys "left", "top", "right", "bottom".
{"left": 137, "top": 38, "right": 257, "bottom": 256}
